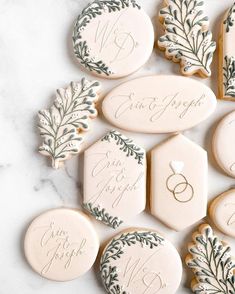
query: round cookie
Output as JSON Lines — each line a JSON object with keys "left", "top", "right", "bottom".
{"left": 213, "top": 110, "right": 235, "bottom": 177}
{"left": 24, "top": 208, "right": 99, "bottom": 281}
{"left": 73, "top": 0, "right": 154, "bottom": 79}
{"left": 210, "top": 189, "right": 235, "bottom": 238}
{"left": 100, "top": 228, "right": 182, "bottom": 294}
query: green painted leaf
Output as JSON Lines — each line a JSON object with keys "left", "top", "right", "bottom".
{"left": 100, "top": 231, "right": 164, "bottom": 294}
{"left": 83, "top": 203, "right": 123, "bottom": 229}
{"left": 224, "top": 3, "right": 235, "bottom": 33}
{"left": 101, "top": 130, "right": 144, "bottom": 165}
{"left": 223, "top": 55, "right": 235, "bottom": 98}
{"left": 73, "top": 0, "right": 140, "bottom": 76}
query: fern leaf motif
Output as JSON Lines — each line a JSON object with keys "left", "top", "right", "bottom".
{"left": 100, "top": 230, "right": 164, "bottom": 294}
{"left": 158, "top": 0, "right": 216, "bottom": 77}
{"left": 186, "top": 224, "right": 235, "bottom": 293}
{"left": 101, "top": 130, "right": 144, "bottom": 165}
{"left": 73, "top": 0, "right": 140, "bottom": 76}
{"left": 38, "top": 79, "right": 101, "bottom": 169}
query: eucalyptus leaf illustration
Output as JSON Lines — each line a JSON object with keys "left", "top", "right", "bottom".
{"left": 38, "top": 79, "right": 101, "bottom": 169}
{"left": 100, "top": 231, "right": 164, "bottom": 294}
{"left": 101, "top": 130, "right": 144, "bottom": 165}
{"left": 224, "top": 2, "right": 235, "bottom": 33}
{"left": 158, "top": 0, "right": 216, "bottom": 77}
{"left": 73, "top": 0, "right": 140, "bottom": 76}
{"left": 83, "top": 203, "right": 123, "bottom": 229}
{"left": 223, "top": 56, "right": 235, "bottom": 98}
{"left": 186, "top": 224, "right": 235, "bottom": 293}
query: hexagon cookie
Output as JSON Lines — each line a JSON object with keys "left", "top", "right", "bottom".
{"left": 150, "top": 134, "right": 208, "bottom": 231}
{"left": 84, "top": 130, "right": 146, "bottom": 228}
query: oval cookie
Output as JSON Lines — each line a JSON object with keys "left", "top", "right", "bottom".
{"left": 210, "top": 189, "right": 235, "bottom": 238}
{"left": 102, "top": 75, "right": 216, "bottom": 133}
{"left": 24, "top": 208, "right": 99, "bottom": 281}
{"left": 100, "top": 228, "right": 182, "bottom": 294}
{"left": 73, "top": 0, "right": 154, "bottom": 79}
{"left": 213, "top": 110, "right": 235, "bottom": 177}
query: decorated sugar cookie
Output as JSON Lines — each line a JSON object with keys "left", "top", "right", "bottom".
{"left": 158, "top": 0, "right": 216, "bottom": 77}
{"left": 73, "top": 0, "right": 154, "bottom": 79}
{"left": 102, "top": 75, "right": 217, "bottom": 133}
{"left": 210, "top": 189, "right": 235, "bottom": 238}
{"left": 38, "top": 79, "right": 101, "bottom": 169}
{"left": 83, "top": 130, "right": 146, "bottom": 228}
{"left": 213, "top": 110, "right": 235, "bottom": 178}
{"left": 186, "top": 224, "right": 235, "bottom": 293}
{"left": 100, "top": 228, "right": 182, "bottom": 294}
{"left": 219, "top": 3, "right": 235, "bottom": 100}
{"left": 24, "top": 208, "right": 99, "bottom": 281}
{"left": 151, "top": 134, "right": 208, "bottom": 231}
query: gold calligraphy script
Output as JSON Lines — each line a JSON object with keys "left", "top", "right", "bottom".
{"left": 94, "top": 11, "right": 138, "bottom": 63}
{"left": 88, "top": 151, "right": 144, "bottom": 207}
{"left": 111, "top": 92, "right": 206, "bottom": 122}
{"left": 34, "top": 222, "right": 86, "bottom": 274}
{"left": 122, "top": 250, "right": 166, "bottom": 294}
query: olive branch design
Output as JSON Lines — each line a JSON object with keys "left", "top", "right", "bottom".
{"left": 100, "top": 231, "right": 164, "bottom": 294}
{"left": 73, "top": 0, "right": 140, "bottom": 76}
{"left": 38, "top": 79, "right": 101, "bottom": 168}
{"left": 186, "top": 225, "right": 235, "bottom": 294}
{"left": 83, "top": 203, "right": 123, "bottom": 229}
{"left": 223, "top": 56, "right": 235, "bottom": 98}
{"left": 101, "top": 130, "right": 144, "bottom": 165}
{"left": 158, "top": 0, "right": 216, "bottom": 77}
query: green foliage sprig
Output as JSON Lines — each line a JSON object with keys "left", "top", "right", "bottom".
{"left": 83, "top": 203, "right": 123, "bottom": 229}
{"left": 73, "top": 0, "right": 140, "bottom": 76}
{"left": 223, "top": 56, "right": 235, "bottom": 98}
{"left": 186, "top": 225, "right": 235, "bottom": 294}
{"left": 100, "top": 231, "right": 164, "bottom": 294}
{"left": 224, "top": 2, "right": 235, "bottom": 33}
{"left": 101, "top": 130, "right": 144, "bottom": 165}
{"left": 38, "top": 79, "right": 101, "bottom": 168}
{"left": 158, "top": 0, "right": 216, "bottom": 77}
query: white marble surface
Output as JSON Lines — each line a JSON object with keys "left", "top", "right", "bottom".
{"left": 0, "top": 0, "right": 235, "bottom": 293}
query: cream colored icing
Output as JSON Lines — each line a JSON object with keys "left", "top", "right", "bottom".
{"left": 73, "top": 0, "right": 154, "bottom": 79}
{"left": 210, "top": 189, "right": 235, "bottom": 238}
{"left": 151, "top": 134, "right": 208, "bottom": 231}
{"left": 102, "top": 75, "right": 216, "bottom": 133}
{"left": 213, "top": 110, "right": 235, "bottom": 178}
{"left": 158, "top": 0, "right": 216, "bottom": 77}
{"left": 219, "top": 3, "right": 235, "bottom": 100}
{"left": 83, "top": 130, "right": 146, "bottom": 228}
{"left": 100, "top": 229, "right": 182, "bottom": 294}
{"left": 24, "top": 208, "right": 99, "bottom": 281}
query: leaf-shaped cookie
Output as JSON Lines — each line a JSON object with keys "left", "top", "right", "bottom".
{"left": 158, "top": 0, "right": 216, "bottom": 77}
{"left": 38, "top": 78, "right": 101, "bottom": 169}
{"left": 186, "top": 224, "right": 235, "bottom": 293}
